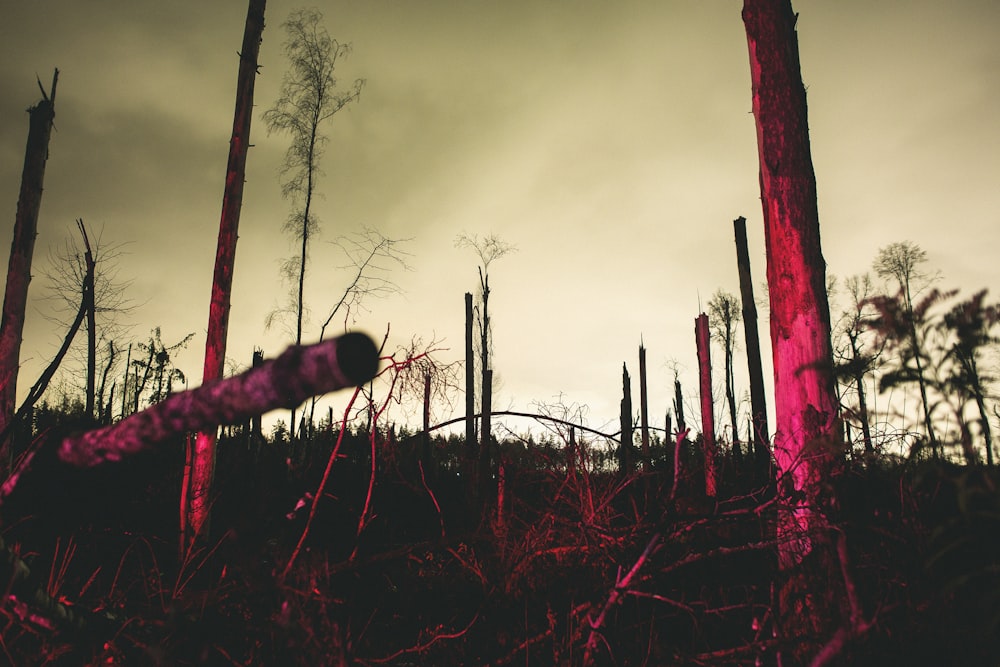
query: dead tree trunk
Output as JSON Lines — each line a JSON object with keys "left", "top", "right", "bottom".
{"left": 734, "top": 215, "right": 771, "bottom": 472}
{"left": 422, "top": 371, "right": 432, "bottom": 475}
{"left": 0, "top": 239, "right": 93, "bottom": 447}
{"left": 1, "top": 333, "right": 378, "bottom": 508}
{"left": 619, "top": 363, "right": 633, "bottom": 474}
{"left": 479, "top": 279, "right": 492, "bottom": 478}
{"left": 465, "top": 292, "right": 475, "bottom": 476}
{"left": 639, "top": 343, "right": 650, "bottom": 472}
{"left": 674, "top": 379, "right": 686, "bottom": 434}
{"left": 695, "top": 313, "right": 717, "bottom": 498}
{"left": 251, "top": 347, "right": 264, "bottom": 444}
{"left": 479, "top": 368, "right": 493, "bottom": 503}
{"left": 184, "top": 0, "right": 266, "bottom": 549}
{"left": 0, "top": 69, "right": 58, "bottom": 473}
{"left": 743, "top": 0, "right": 844, "bottom": 658}
{"left": 79, "top": 220, "right": 97, "bottom": 420}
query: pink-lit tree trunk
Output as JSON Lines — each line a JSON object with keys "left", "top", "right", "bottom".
{"left": 183, "top": 0, "right": 266, "bottom": 550}
{"left": 695, "top": 313, "right": 717, "bottom": 498}
{"left": 0, "top": 70, "right": 58, "bottom": 474}
{"left": 744, "top": 0, "right": 845, "bottom": 659}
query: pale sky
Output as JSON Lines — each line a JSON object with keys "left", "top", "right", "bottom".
{"left": 1, "top": 1, "right": 997, "bottom": 440}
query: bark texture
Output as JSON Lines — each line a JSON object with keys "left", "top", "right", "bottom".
{"left": 743, "top": 0, "right": 845, "bottom": 659}
{"left": 695, "top": 313, "right": 717, "bottom": 498}
{"left": 0, "top": 70, "right": 58, "bottom": 471}
{"left": 186, "top": 0, "right": 266, "bottom": 546}
{"left": 0, "top": 332, "right": 378, "bottom": 502}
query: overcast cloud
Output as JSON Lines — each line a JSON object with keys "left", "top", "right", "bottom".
{"left": 1, "top": 1, "right": 997, "bottom": 436}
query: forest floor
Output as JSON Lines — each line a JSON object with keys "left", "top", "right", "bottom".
{"left": 1, "top": 434, "right": 998, "bottom": 666}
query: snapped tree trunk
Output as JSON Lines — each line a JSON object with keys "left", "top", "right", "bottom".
{"left": 79, "top": 220, "right": 97, "bottom": 420}
{"left": 639, "top": 343, "right": 650, "bottom": 472}
{"left": 743, "top": 0, "right": 845, "bottom": 659}
{"left": 734, "top": 215, "right": 771, "bottom": 471}
{"left": 0, "top": 227, "right": 93, "bottom": 447}
{"left": 619, "top": 363, "right": 633, "bottom": 474}
{"left": 479, "top": 368, "right": 493, "bottom": 503}
{"left": 422, "top": 371, "right": 432, "bottom": 475}
{"left": 695, "top": 313, "right": 717, "bottom": 498}
{"left": 0, "top": 69, "right": 58, "bottom": 473}
{"left": 465, "top": 292, "right": 475, "bottom": 475}
{"left": 184, "top": 0, "right": 266, "bottom": 550}
{"left": 478, "top": 274, "right": 493, "bottom": 504}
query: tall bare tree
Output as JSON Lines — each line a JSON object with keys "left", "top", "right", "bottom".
{"left": 184, "top": 0, "right": 266, "bottom": 549}
{"left": 743, "top": 0, "right": 845, "bottom": 658}
{"left": 263, "top": 8, "right": 364, "bottom": 440}
{"left": 43, "top": 222, "right": 134, "bottom": 421}
{"left": 455, "top": 233, "right": 516, "bottom": 500}
{"left": 708, "top": 290, "right": 742, "bottom": 464}
{"left": 873, "top": 241, "right": 939, "bottom": 455}
{"left": 733, "top": 215, "right": 770, "bottom": 471}
{"left": 832, "top": 273, "right": 881, "bottom": 455}
{"left": 0, "top": 70, "right": 58, "bottom": 473}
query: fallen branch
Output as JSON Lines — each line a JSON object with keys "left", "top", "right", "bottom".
{"left": 583, "top": 531, "right": 661, "bottom": 665}
{"left": 0, "top": 331, "right": 378, "bottom": 502}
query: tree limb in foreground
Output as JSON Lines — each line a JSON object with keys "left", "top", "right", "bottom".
{"left": 0, "top": 332, "right": 378, "bottom": 502}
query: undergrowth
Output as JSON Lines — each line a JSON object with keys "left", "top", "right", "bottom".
{"left": 1, "top": 430, "right": 997, "bottom": 666}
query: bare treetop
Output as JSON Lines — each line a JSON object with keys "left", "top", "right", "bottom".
{"left": 263, "top": 8, "right": 365, "bottom": 201}
{"left": 454, "top": 233, "right": 517, "bottom": 272}
{"left": 873, "top": 241, "right": 940, "bottom": 300}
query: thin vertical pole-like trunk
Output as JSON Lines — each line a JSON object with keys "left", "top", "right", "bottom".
{"left": 695, "top": 313, "right": 717, "bottom": 498}
{"left": 639, "top": 343, "right": 650, "bottom": 472}
{"left": 619, "top": 363, "right": 633, "bottom": 474}
{"left": 465, "top": 292, "right": 475, "bottom": 459}
{"left": 479, "top": 368, "right": 493, "bottom": 501}
{"left": 743, "top": 0, "right": 844, "bottom": 657}
{"left": 478, "top": 272, "right": 492, "bottom": 500}
{"left": 184, "top": 0, "right": 266, "bottom": 550}
{"left": 78, "top": 220, "right": 97, "bottom": 420}
{"left": 847, "top": 332, "right": 874, "bottom": 455}
{"left": 480, "top": 274, "right": 491, "bottom": 454}
{"left": 251, "top": 348, "right": 264, "bottom": 445}
{"left": 734, "top": 216, "right": 770, "bottom": 468}
{"left": 674, "top": 379, "right": 686, "bottom": 434}
{"left": 422, "top": 371, "right": 432, "bottom": 475}
{"left": 0, "top": 69, "right": 58, "bottom": 472}
{"left": 722, "top": 320, "right": 742, "bottom": 467}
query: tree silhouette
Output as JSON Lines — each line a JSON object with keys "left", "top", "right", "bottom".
{"left": 831, "top": 273, "right": 882, "bottom": 455}
{"left": 455, "top": 233, "right": 516, "bottom": 505}
{"left": 0, "top": 70, "right": 58, "bottom": 474}
{"left": 939, "top": 290, "right": 998, "bottom": 465}
{"left": 708, "top": 289, "right": 743, "bottom": 464}
{"left": 264, "top": 7, "right": 364, "bottom": 439}
{"left": 873, "top": 241, "right": 940, "bottom": 455}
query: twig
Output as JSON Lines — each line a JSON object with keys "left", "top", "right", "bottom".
{"left": 362, "top": 611, "right": 480, "bottom": 664}
{"left": 419, "top": 461, "right": 445, "bottom": 539}
{"left": 807, "top": 528, "right": 876, "bottom": 667}
{"left": 282, "top": 385, "right": 363, "bottom": 579}
{"left": 583, "top": 531, "right": 661, "bottom": 665}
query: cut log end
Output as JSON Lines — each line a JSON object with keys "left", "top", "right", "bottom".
{"left": 336, "top": 332, "right": 379, "bottom": 387}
